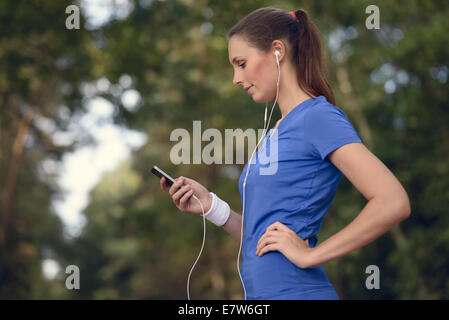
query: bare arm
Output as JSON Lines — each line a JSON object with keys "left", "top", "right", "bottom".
{"left": 308, "top": 195, "right": 409, "bottom": 268}
{"left": 221, "top": 208, "right": 243, "bottom": 243}
{"left": 308, "top": 143, "right": 411, "bottom": 267}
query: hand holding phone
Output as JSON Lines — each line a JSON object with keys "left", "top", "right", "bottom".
{"left": 152, "top": 165, "right": 213, "bottom": 215}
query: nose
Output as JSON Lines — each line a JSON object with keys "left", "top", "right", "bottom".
{"left": 233, "top": 71, "right": 243, "bottom": 86}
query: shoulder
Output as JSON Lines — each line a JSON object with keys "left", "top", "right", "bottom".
{"left": 303, "top": 101, "right": 350, "bottom": 135}
{"left": 302, "top": 98, "right": 362, "bottom": 160}
{"left": 305, "top": 100, "right": 347, "bottom": 122}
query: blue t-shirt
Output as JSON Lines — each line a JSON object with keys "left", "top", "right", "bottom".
{"left": 238, "top": 95, "right": 363, "bottom": 300}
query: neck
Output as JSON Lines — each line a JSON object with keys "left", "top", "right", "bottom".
{"left": 276, "top": 65, "right": 315, "bottom": 120}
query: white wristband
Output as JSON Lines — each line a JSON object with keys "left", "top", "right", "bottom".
{"left": 201, "top": 192, "right": 230, "bottom": 226}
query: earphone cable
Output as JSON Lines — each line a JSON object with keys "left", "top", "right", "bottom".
{"left": 186, "top": 52, "right": 281, "bottom": 300}
{"left": 186, "top": 194, "right": 206, "bottom": 300}
{"left": 238, "top": 52, "right": 281, "bottom": 300}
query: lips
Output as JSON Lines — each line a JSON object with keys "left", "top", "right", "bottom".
{"left": 245, "top": 85, "right": 253, "bottom": 92}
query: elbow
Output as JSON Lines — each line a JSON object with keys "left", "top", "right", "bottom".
{"left": 396, "top": 194, "right": 411, "bottom": 221}
{"left": 385, "top": 185, "right": 412, "bottom": 222}
{"left": 402, "top": 201, "right": 411, "bottom": 220}
{"left": 379, "top": 192, "right": 411, "bottom": 223}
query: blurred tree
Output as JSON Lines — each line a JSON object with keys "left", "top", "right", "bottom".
{"left": 1, "top": 0, "right": 448, "bottom": 300}
{"left": 0, "top": 0, "right": 97, "bottom": 298}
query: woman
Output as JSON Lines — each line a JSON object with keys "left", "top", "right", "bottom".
{"left": 160, "top": 7, "right": 411, "bottom": 300}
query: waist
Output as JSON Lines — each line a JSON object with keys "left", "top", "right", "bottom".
{"left": 241, "top": 249, "right": 333, "bottom": 298}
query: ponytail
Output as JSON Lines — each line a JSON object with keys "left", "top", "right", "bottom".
{"left": 293, "top": 9, "right": 335, "bottom": 105}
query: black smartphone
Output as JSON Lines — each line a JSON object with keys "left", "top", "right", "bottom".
{"left": 151, "top": 165, "right": 176, "bottom": 186}
{"left": 152, "top": 165, "right": 193, "bottom": 200}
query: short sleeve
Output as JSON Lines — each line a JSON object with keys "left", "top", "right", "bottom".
{"left": 305, "top": 103, "right": 363, "bottom": 160}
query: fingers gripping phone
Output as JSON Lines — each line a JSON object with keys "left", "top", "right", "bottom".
{"left": 151, "top": 165, "right": 193, "bottom": 200}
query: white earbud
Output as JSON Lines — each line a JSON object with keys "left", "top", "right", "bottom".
{"left": 274, "top": 50, "right": 280, "bottom": 57}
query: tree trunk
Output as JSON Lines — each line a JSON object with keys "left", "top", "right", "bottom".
{"left": 1, "top": 106, "right": 35, "bottom": 245}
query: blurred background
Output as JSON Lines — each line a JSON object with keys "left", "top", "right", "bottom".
{"left": 0, "top": 0, "right": 448, "bottom": 299}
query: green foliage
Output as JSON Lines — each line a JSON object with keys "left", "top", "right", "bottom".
{"left": 1, "top": 0, "right": 448, "bottom": 299}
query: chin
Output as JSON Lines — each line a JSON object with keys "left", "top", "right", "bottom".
{"left": 253, "top": 94, "right": 273, "bottom": 104}
{"left": 249, "top": 91, "right": 266, "bottom": 103}
{"left": 252, "top": 96, "right": 264, "bottom": 103}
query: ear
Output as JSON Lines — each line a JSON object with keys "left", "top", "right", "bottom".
{"left": 271, "top": 39, "right": 286, "bottom": 61}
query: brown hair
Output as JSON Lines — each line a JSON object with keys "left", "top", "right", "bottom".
{"left": 227, "top": 7, "right": 335, "bottom": 105}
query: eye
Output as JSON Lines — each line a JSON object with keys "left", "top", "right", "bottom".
{"left": 238, "top": 62, "right": 246, "bottom": 69}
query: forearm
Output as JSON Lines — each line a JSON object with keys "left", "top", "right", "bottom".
{"left": 308, "top": 196, "right": 410, "bottom": 268}
{"left": 221, "top": 208, "right": 243, "bottom": 243}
